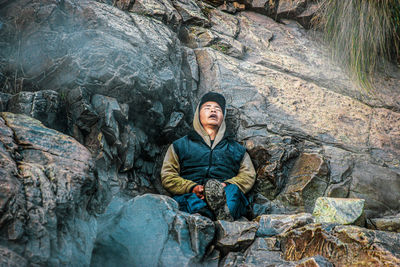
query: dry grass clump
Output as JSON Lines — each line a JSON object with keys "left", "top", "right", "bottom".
{"left": 313, "top": 0, "right": 400, "bottom": 91}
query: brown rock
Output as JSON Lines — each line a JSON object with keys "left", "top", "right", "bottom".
{"left": 277, "top": 153, "right": 328, "bottom": 212}
{"left": 280, "top": 224, "right": 400, "bottom": 266}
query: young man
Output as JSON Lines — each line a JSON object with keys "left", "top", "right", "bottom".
{"left": 161, "top": 92, "right": 256, "bottom": 221}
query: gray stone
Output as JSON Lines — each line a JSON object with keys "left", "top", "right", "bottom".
{"left": 91, "top": 194, "right": 215, "bottom": 267}
{"left": 215, "top": 220, "right": 258, "bottom": 253}
{"left": 312, "top": 197, "right": 365, "bottom": 226}
{"left": 367, "top": 214, "right": 400, "bottom": 233}
{"left": 349, "top": 162, "right": 400, "bottom": 218}
{"left": 322, "top": 145, "right": 354, "bottom": 184}
{"left": 256, "top": 213, "right": 314, "bottom": 237}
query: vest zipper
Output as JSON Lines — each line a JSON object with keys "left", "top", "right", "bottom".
{"left": 204, "top": 146, "right": 213, "bottom": 184}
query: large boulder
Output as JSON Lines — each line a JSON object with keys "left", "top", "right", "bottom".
{"left": 0, "top": 112, "right": 97, "bottom": 266}
{"left": 0, "top": 0, "right": 196, "bottom": 142}
{"left": 91, "top": 194, "right": 216, "bottom": 266}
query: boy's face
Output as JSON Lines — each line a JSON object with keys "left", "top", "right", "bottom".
{"left": 199, "top": 101, "right": 224, "bottom": 129}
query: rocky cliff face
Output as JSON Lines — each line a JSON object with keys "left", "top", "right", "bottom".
{"left": 0, "top": 0, "right": 399, "bottom": 266}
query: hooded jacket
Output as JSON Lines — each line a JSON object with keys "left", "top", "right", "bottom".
{"left": 161, "top": 103, "right": 256, "bottom": 195}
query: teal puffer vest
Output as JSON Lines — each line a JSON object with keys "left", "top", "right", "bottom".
{"left": 173, "top": 131, "right": 246, "bottom": 185}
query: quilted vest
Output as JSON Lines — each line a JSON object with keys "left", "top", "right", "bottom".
{"left": 173, "top": 131, "right": 246, "bottom": 185}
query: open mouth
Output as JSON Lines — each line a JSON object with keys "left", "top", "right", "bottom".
{"left": 209, "top": 114, "right": 217, "bottom": 119}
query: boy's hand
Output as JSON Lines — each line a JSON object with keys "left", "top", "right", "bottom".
{"left": 192, "top": 185, "right": 204, "bottom": 199}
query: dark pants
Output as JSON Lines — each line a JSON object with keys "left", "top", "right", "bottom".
{"left": 173, "top": 184, "right": 249, "bottom": 220}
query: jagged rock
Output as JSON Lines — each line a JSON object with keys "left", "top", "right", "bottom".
{"left": 6, "top": 90, "right": 65, "bottom": 131}
{"left": 124, "top": 0, "right": 182, "bottom": 27}
{"left": 244, "top": 135, "right": 298, "bottom": 200}
{"left": 312, "top": 197, "right": 365, "bottom": 226}
{"left": 367, "top": 214, "right": 400, "bottom": 233}
{"left": 276, "top": 0, "right": 307, "bottom": 19}
{"left": 215, "top": 220, "right": 258, "bottom": 253}
{"left": 91, "top": 94, "right": 127, "bottom": 146}
{"left": 66, "top": 87, "right": 99, "bottom": 135}
{"left": 173, "top": 0, "right": 210, "bottom": 26}
{"left": 323, "top": 145, "right": 354, "bottom": 183}
{"left": 247, "top": 0, "right": 278, "bottom": 17}
{"left": 91, "top": 194, "right": 215, "bottom": 266}
{"left": 181, "top": 26, "right": 246, "bottom": 59}
{"left": 277, "top": 153, "right": 328, "bottom": 212}
{"left": 208, "top": 6, "right": 240, "bottom": 38}
{"left": 256, "top": 213, "right": 314, "bottom": 237}
{"left": 0, "top": 246, "right": 27, "bottom": 267}
{"left": 0, "top": 112, "right": 97, "bottom": 266}
{"left": 280, "top": 224, "right": 400, "bottom": 266}
{"left": 246, "top": 0, "right": 318, "bottom": 28}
